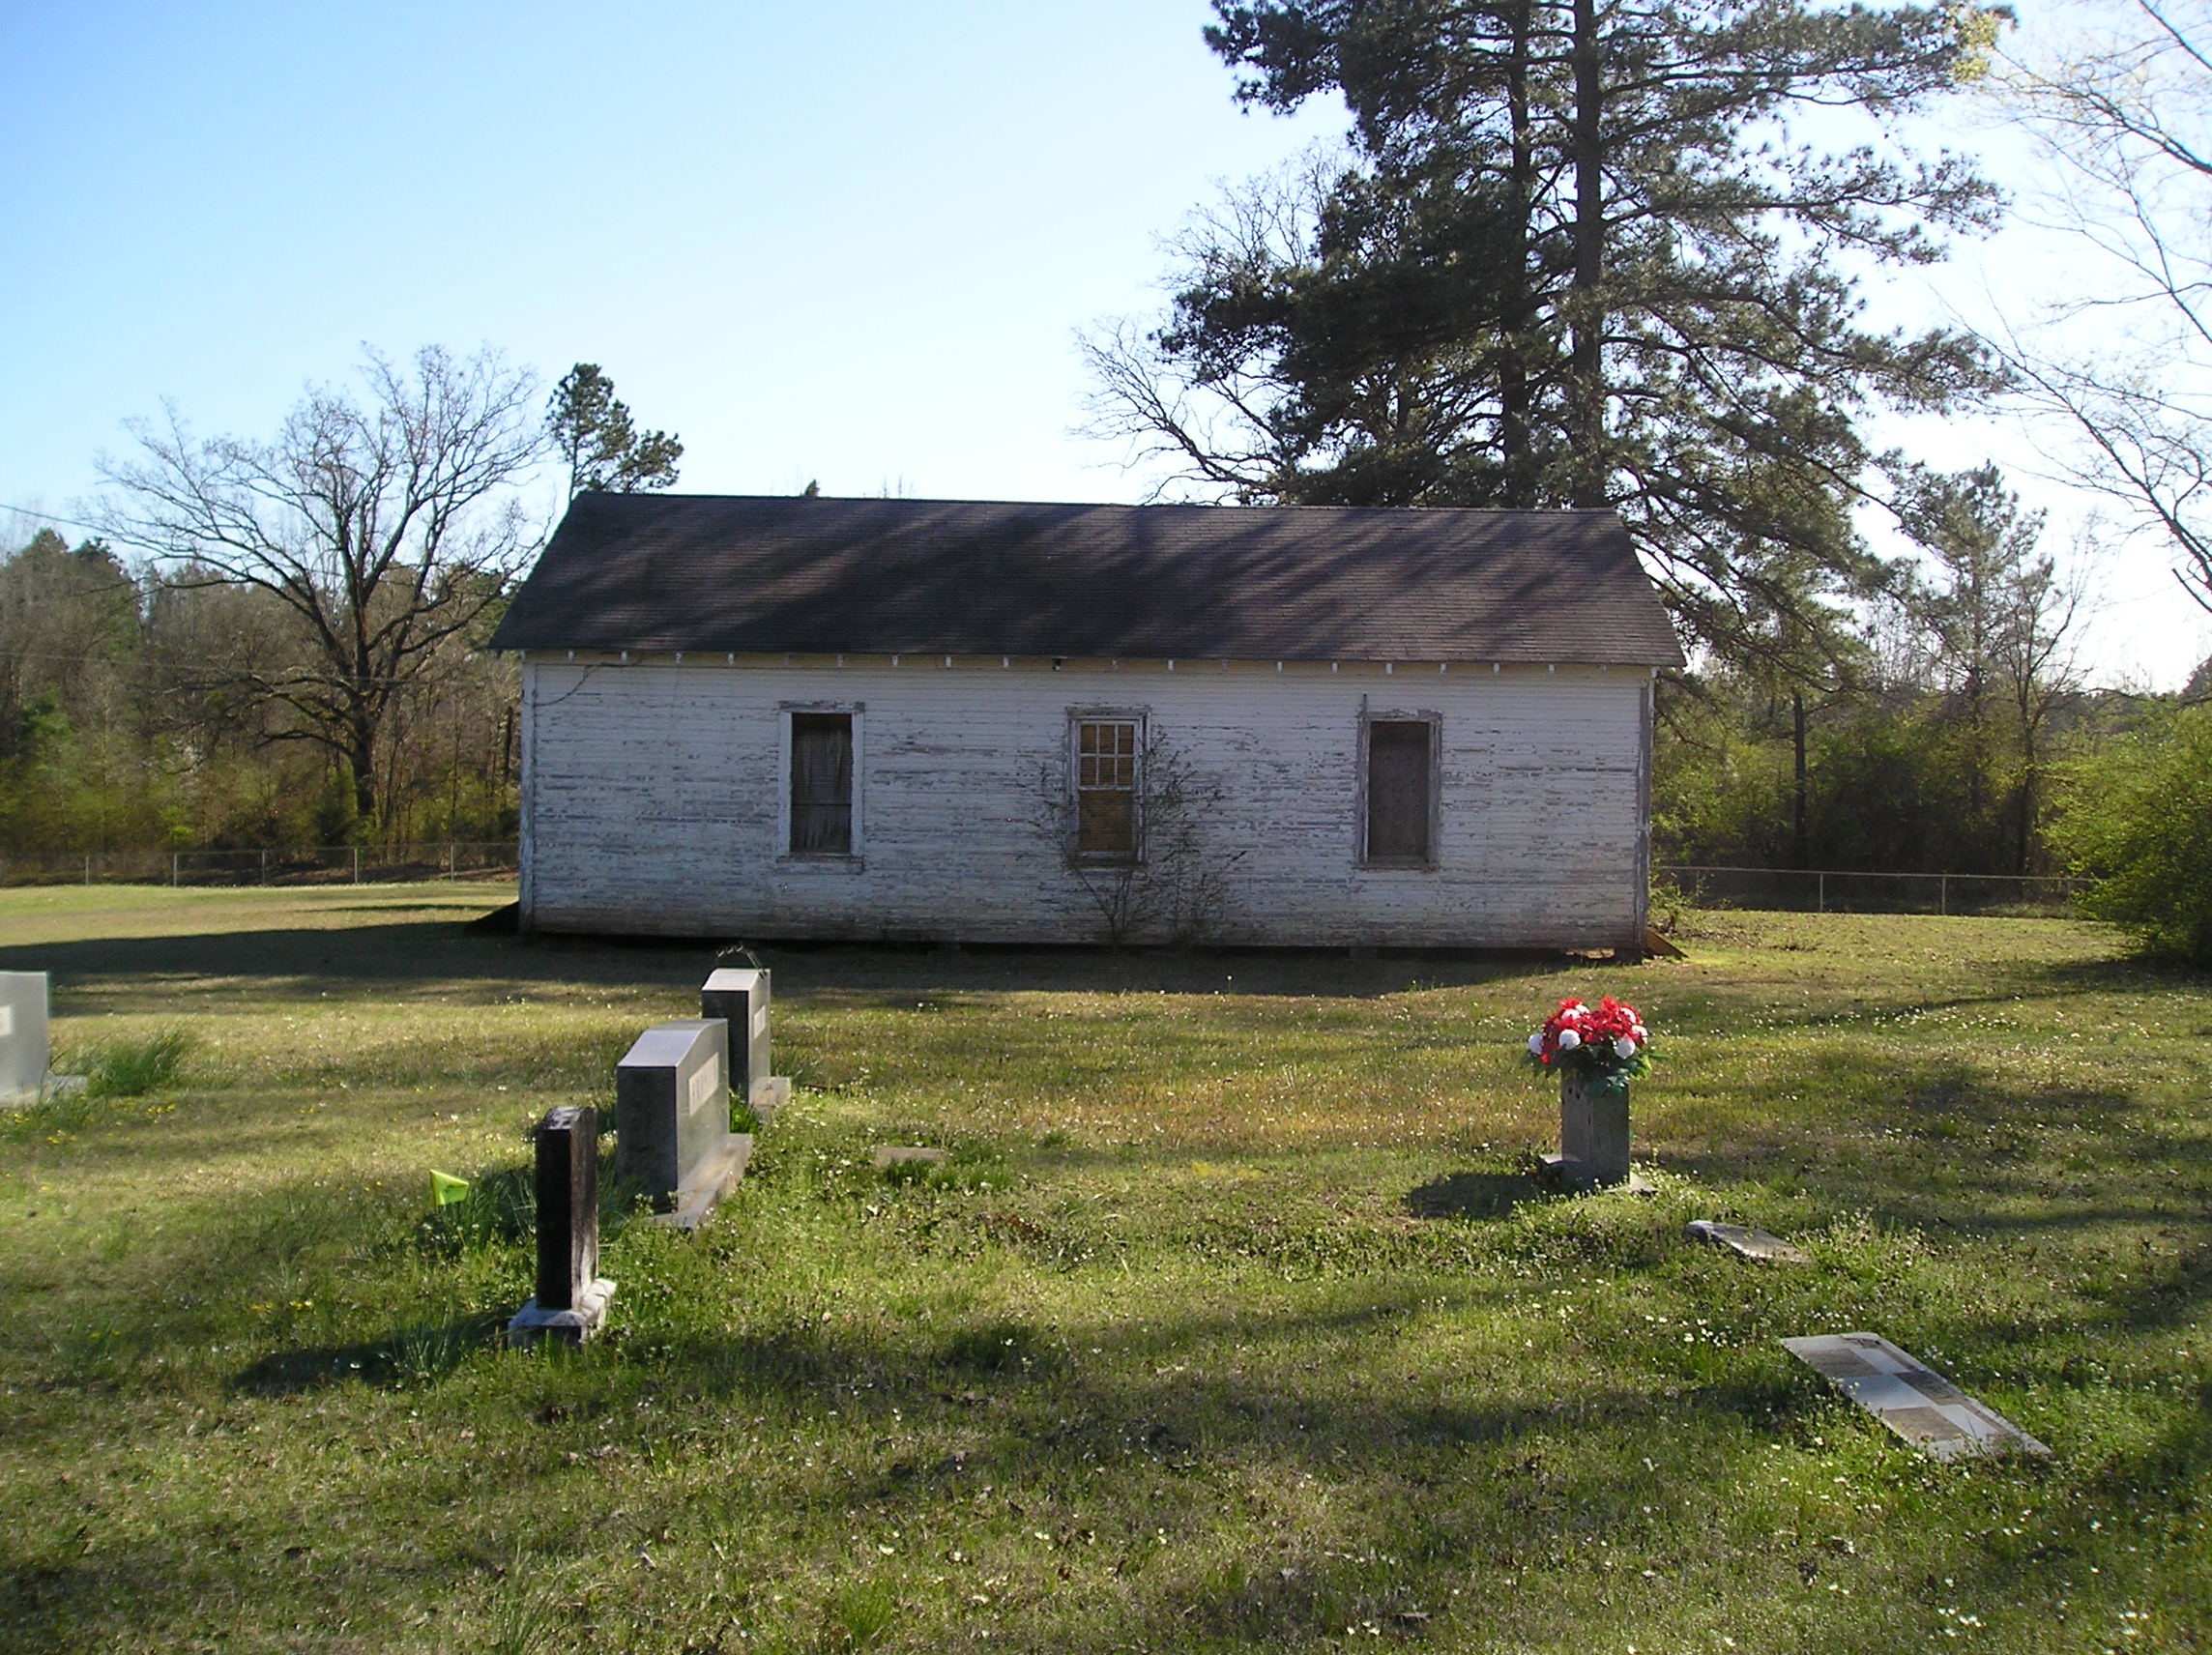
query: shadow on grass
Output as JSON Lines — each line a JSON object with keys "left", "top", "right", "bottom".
{"left": 5, "top": 919, "right": 1578, "bottom": 1011}
{"left": 1404, "top": 1171, "right": 1552, "bottom": 1221}
{"left": 231, "top": 1308, "right": 509, "bottom": 1395}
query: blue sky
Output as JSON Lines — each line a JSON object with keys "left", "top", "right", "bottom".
{"left": 3, "top": 0, "right": 2205, "bottom": 686}
{"left": 0, "top": 2, "right": 1342, "bottom": 508}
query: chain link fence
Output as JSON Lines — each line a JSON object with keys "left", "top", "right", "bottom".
{"left": 0, "top": 842, "right": 518, "bottom": 888}
{"left": 1654, "top": 864, "right": 2090, "bottom": 917}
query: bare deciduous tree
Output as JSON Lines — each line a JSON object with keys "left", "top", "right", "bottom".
{"left": 1998, "top": 0, "right": 2212, "bottom": 611}
{"left": 97, "top": 346, "right": 544, "bottom": 834}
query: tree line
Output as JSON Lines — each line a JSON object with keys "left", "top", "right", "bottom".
{"left": 0, "top": 358, "right": 679, "bottom": 853}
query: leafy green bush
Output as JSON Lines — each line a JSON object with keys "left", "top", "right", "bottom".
{"left": 2055, "top": 704, "right": 2212, "bottom": 963}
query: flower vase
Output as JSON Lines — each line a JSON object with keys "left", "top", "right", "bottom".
{"left": 1557, "top": 1068, "right": 1632, "bottom": 1189}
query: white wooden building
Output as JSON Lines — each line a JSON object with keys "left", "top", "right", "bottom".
{"left": 490, "top": 494, "right": 1683, "bottom": 948}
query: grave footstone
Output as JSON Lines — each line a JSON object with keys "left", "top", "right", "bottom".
{"left": 1686, "top": 1219, "right": 1810, "bottom": 1263}
{"left": 1, "top": 972, "right": 52, "bottom": 1104}
{"left": 616, "top": 1018, "right": 750, "bottom": 1230}
{"left": 700, "top": 968, "right": 792, "bottom": 1124}
{"left": 1784, "top": 1332, "right": 2051, "bottom": 1461}
{"left": 872, "top": 1146, "right": 948, "bottom": 1171}
{"left": 508, "top": 1105, "right": 615, "bottom": 1347}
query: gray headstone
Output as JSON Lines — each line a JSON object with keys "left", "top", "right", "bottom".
{"left": 701, "top": 967, "right": 790, "bottom": 1123}
{"left": 1544, "top": 1071, "right": 1641, "bottom": 1190}
{"left": 1784, "top": 1333, "right": 2051, "bottom": 1462}
{"left": 508, "top": 1105, "right": 615, "bottom": 1347}
{"left": 615, "top": 1019, "right": 750, "bottom": 1230}
{"left": 1686, "top": 1219, "right": 1810, "bottom": 1263}
{"left": 0, "top": 972, "right": 51, "bottom": 1102}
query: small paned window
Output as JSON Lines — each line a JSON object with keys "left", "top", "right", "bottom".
{"left": 1365, "top": 718, "right": 1434, "bottom": 864}
{"left": 789, "top": 712, "right": 853, "bottom": 856}
{"left": 1076, "top": 719, "right": 1139, "bottom": 858}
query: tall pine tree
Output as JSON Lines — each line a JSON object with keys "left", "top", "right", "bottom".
{"left": 1087, "top": 0, "right": 2010, "bottom": 663}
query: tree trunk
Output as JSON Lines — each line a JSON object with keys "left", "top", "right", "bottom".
{"left": 1567, "top": 0, "right": 1606, "bottom": 508}
{"left": 1791, "top": 691, "right": 1810, "bottom": 870}
{"left": 1499, "top": 0, "right": 1537, "bottom": 507}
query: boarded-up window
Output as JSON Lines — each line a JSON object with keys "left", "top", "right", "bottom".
{"left": 1366, "top": 719, "right": 1433, "bottom": 863}
{"left": 789, "top": 712, "right": 853, "bottom": 855}
{"left": 1076, "top": 719, "right": 1139, "bottom": 858}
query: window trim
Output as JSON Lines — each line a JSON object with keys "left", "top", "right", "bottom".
{"left": 1065, "top": 707, "right": 1148, "bottom": 865}
{"left": 777, "top": 701, "right": 864, "bottom": 865}
{"left": 1356, "top": 708, "right": 1442, "bottom": 871}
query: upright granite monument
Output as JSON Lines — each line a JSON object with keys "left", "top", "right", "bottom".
{"left": 615, "top": 1018, "right": 750, "bottom": 1229}
{"left": 508, "top": 1105, "right": 615, "bottom": 1347}
{"left": 700, "top": 967, "right": 792, "bottom": 1124}
{"left": 0, "top": 972, "right": 52, "bottom": 1104}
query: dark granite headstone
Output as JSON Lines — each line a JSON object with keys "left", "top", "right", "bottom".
{"left": 508, "top": 1105, "right": 615, "bottom": 1347}
{"left": 616, "top": 1019, "right": 750, "bottom": 1230}
{"left": 701, "top": 968, "right": 791, "bottom": 1124}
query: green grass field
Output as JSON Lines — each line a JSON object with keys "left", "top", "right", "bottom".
{"left": 2, "top": 886, "right": 2207, "bottom": 1652}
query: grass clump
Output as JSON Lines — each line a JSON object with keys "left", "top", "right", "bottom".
{"left": 78, "top": 1027, "right": 195, "bottom": 1097}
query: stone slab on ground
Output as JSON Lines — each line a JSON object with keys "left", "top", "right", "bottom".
{"left": 1784, "top": 1332, "right": 2052, "bottom": 1462}
{"left": 1686, "top": 1219, "right": 1811, "bottom": 1263}
{"left": 657, "top": 1134, "right": 753, "bottom": 1232}
{"left": 749, "top": 1075, "right": 792, "bottom": 1127}
{"left": 873, "top": 1146, "right": 949, "bottom": 1170}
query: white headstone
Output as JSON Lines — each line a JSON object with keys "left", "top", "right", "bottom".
{"left": 0, "top": 972, "right": 50, "bottom": 1102}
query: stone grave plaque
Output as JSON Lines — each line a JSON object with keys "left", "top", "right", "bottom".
{"left": 0, "top": 972, "right": 51, "bottom": 1103}
{"left": 1686, "top": 1219, "right": 1810, "bottom": 1263}
{"left": 616, "top": 1018, "right": 751, "bottom": 1230}
{"left": 508, "top": 1105, "right": 615, "bottom": 1347}
{"left": 1784, "top": 1332, "right": 2051, "bottom": 1462}
{"left": 872, "top": 1146, "right": 948, "bottom": 1171}
{"left": 700, "top": 968, "right": 791, "bottom": 1124}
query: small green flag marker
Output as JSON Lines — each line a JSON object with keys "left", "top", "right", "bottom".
{"left": 430, "top": 1170, "right": 471, "bottom": 1206}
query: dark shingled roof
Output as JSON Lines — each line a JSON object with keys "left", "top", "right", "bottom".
{"left": 490, "top": 493, "right": 1684, "bottom": 666}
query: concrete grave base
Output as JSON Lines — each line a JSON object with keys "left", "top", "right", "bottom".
{"left": 653, "top": 1133, "right": 754, "bottom": 1232}
{"left": 509, "top": 1278, "right": 616, "bottom": 1349}
{"left": 1687, "top": 1219, "right": 1810, "bottom": 1263}
{"left": 749, "top": 1076, "right": 792, "bottom": 1126}
{"left": 1540, "top": 1153, "right": 1654, "bottom": 1195}
{"left": 1784, "top": 1332, "right": 2052, "bottom": 1462}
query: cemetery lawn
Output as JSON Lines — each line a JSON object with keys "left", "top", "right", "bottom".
{"left": 4, "top": 887, "right": 2210, "bottom": 1654}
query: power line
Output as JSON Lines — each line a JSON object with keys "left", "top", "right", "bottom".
{"left": 0, "top": 503, "right": 108, "bottom": 538}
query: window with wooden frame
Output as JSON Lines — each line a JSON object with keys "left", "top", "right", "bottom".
{"left": 1362, "top": 714, "right": 1438, "bottom": 867}
{"left": 1073, "top": 715, "right": 1141, "bottom": 860}
{"left": 787, "top": 711, "right": 855, "bottom": 857}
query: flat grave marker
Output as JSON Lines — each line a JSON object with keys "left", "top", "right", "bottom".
{"left": 508, "top": 1105, "right": 616, "bottom": 1347}
{"left": 701, "top": 967, "right": 793, "bottom": 1123}
{"left": 1686, "top": 1219, "right": 1810, "bottom": 1263}
{"left": 872, "top": 1146, "right": 949, "bottom": 1171}
{"left": 1784, "top": 1332, "right": 2051, "bottom": 1462}
{"left": 616, "top": 1018, "right": 750, "bottom": 1230}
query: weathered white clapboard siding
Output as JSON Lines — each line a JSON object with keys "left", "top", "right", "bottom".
{"left": 519, "top": 657, "right": 1652, "bottom": 946}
